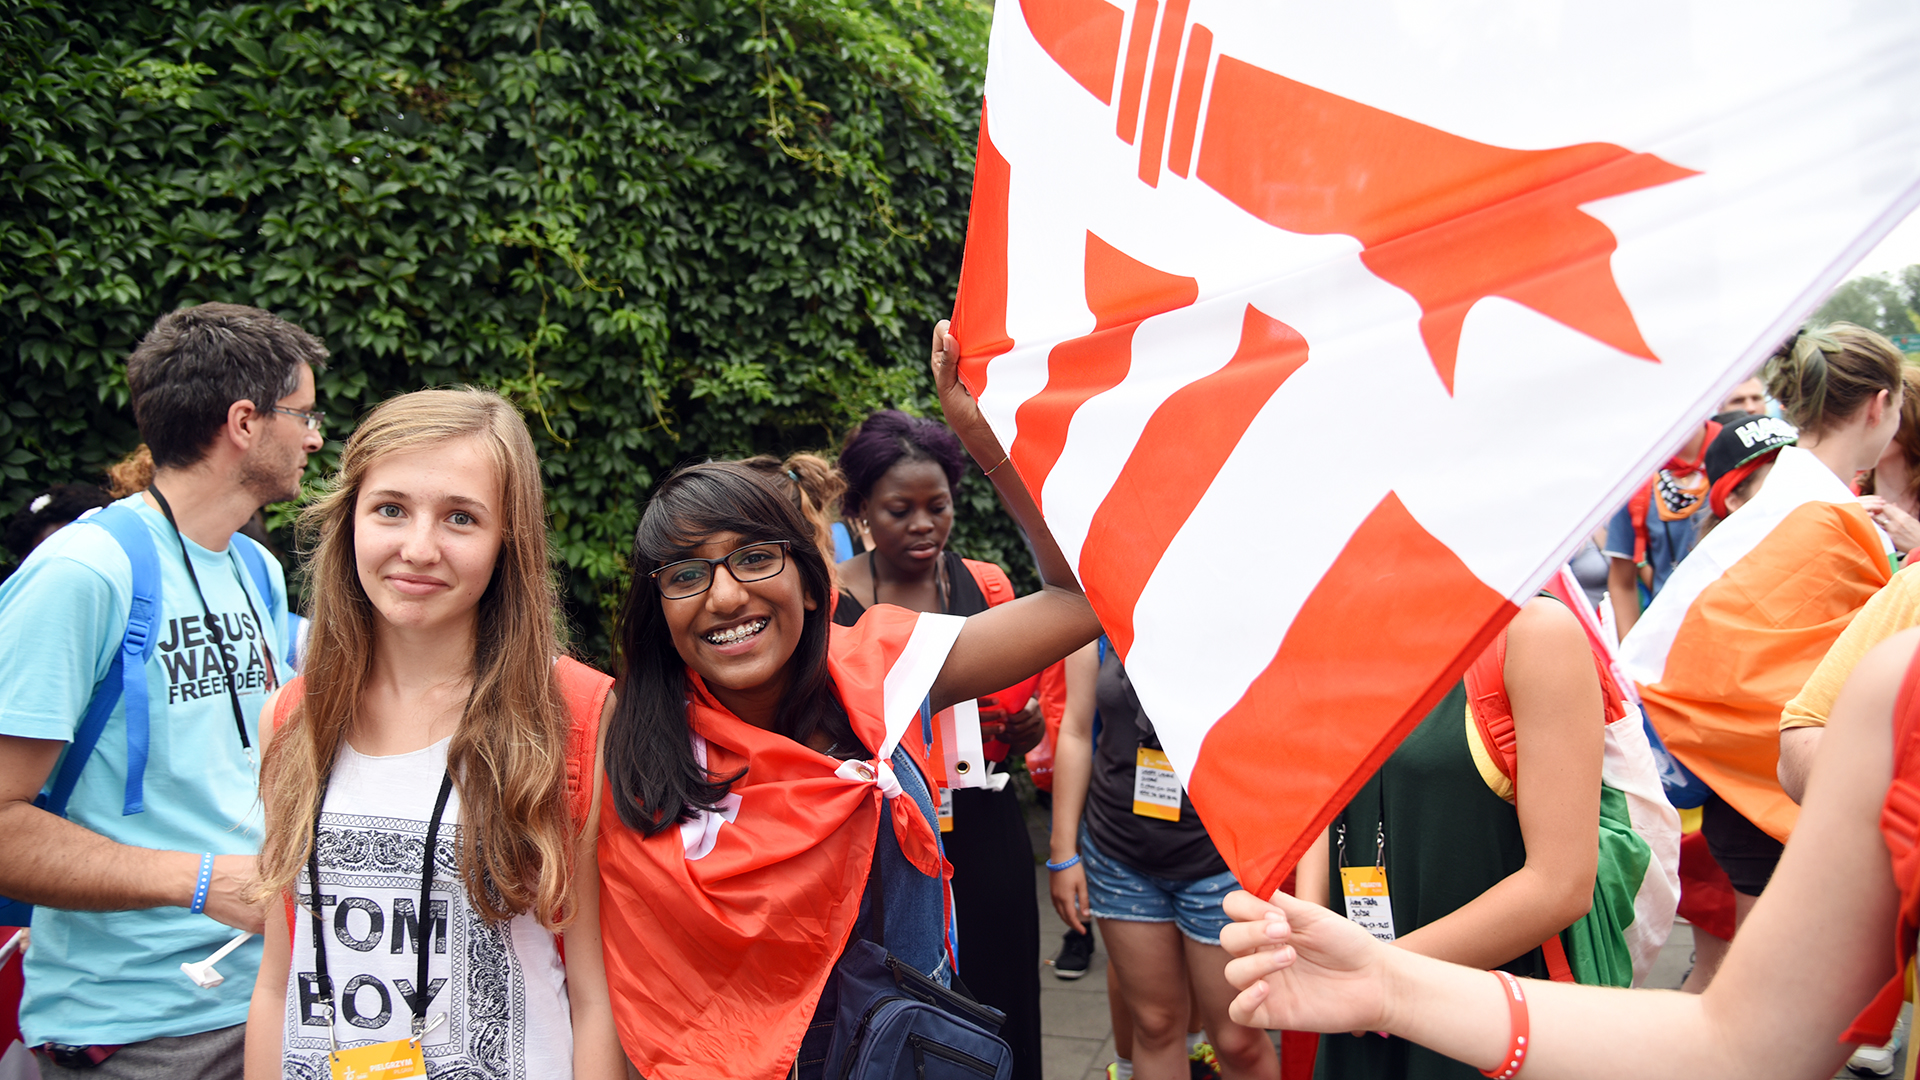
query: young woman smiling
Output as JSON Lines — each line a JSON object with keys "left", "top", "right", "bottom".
{"left": 243, "top": 389, "right": 622, "bottom": 1080}
{"left": 831, "top": 408, "right": 1049, "bottom": 1079}
{"left": 595, "top": 323, "right": 1100, "bottom": 1080}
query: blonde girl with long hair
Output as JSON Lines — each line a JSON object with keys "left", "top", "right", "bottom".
{"left": 241, "top": 388, "right": 622, "bottom": 1079}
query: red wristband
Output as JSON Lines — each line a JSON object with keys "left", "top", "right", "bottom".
{"left": 1480, "top": 970, "right": 1529, "bottom": 1079}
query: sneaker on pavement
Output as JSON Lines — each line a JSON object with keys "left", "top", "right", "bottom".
{"left": 1050, "top": 928, "right": 1093, "bottom": 980}
{"left": 1848, "top": 1012, "right": 1909, "bottom": 1076}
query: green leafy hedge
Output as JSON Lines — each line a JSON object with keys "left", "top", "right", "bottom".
{"left": 1, "top": 0, "right": 1030, "bottom": 656}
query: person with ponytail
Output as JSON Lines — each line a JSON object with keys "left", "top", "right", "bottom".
{"left": 1618, "top": 323, "right": 1904, "bottom": 974}
{"left": 242, "top": 388, "right": 623, "bottom": 1079}
{"left": 593, "top": 323, "right": 1100, "bottom": 1080}
{"left": 739, "top": 452, "right": 848, "bottom": 582}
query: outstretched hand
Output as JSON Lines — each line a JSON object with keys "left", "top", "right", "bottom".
{"left": 1219, "top": 889, "right": 1394, "bottom": 1034}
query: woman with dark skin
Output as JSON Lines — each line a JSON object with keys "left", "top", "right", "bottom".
{"left": 833, "top": 408, "right": 1048, "bottom": 1080}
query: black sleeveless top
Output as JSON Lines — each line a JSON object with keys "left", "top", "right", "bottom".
{"left": 1084, "top": 649, "right": 1230, "bottom": 881}
{"left": 833, "top": 551, "right": 988, "bottom": 625}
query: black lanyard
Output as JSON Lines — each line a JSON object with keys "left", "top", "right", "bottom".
{"left": 147, "top": 485, "right": 278, "bottom": 763}
{"left": 308, "top": 771, "right": 454, "bottom": 1042}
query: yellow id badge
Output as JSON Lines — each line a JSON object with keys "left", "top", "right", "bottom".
{"left": 1131, "top": 748, "right": 1182, "bottom": 821}
{"left": 329, "top": 1038, "right": 426, "bottom": 1080}
{"left": 1338, "top": 866, "right": 1396, "bottom": 944}
{"left": 938, "top": 786, "right": 954, "bottom": 833}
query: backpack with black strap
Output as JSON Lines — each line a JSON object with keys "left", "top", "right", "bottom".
{"left": 821, "top": 848, "right": 1013, "bottom": 1079}
{"left": 1461, "top": 566, "right": 1681, "bottom": 986}
{"left": 0, "top": 504, "right": 280, "bottom": 927}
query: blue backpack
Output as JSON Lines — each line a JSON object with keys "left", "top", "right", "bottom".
{"left": 823, "top": 939, "right": 1013, "bottom": 1080}
{"left": 0, "top": 504, "right": 278, "bottom": 927}
{"left": 820, "top": 851, "right": 1013, "bottom": 1080}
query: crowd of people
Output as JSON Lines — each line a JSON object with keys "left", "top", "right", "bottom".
{"left": 1, "top": 298, "right": 1918, "bottom": 1080}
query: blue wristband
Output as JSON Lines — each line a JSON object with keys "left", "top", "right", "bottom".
{"left": 1045, "top": 853, "right": 1080, "bottom": 872}
{"left": 189, "top": 853, "right": 214, "bottom": 915}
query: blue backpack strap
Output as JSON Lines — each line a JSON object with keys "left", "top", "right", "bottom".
{"left": 232, "top": 535, "right": 283, "bottom": 654}
{"left": 41, "top": 654, "right": 125, "bottom": 819}
{"left": 47, "top": 505, "right": 162, "bottom": 817}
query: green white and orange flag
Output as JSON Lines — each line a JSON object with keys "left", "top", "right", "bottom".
{"left": 1620, "top": 447, "right": 1892, "bottom": 843}
{"left": 949, "top": 0, "right": 1920, "bottom": 896}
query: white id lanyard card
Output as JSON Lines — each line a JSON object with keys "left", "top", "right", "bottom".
{"left": 1132, "top": 747, "right": 1182, "bottom": 820}
{"left": 1336, "top": 822, "right": 1395, "bottom": 944}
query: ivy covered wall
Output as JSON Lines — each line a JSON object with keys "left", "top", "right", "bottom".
{"left": 1, "top": 0, "right": 1029, "bottom": 655}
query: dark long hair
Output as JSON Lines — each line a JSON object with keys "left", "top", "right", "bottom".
{"left": 606, "top": 461, "right": 860, "bottom": 835}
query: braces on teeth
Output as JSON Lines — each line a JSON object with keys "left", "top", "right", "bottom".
{"left": 706, "top": 619, "right": 767, "bottom": 645}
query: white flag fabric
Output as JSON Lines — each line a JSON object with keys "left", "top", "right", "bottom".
{"left": 949, "top": 0, "right": 1920, "bottom": 895}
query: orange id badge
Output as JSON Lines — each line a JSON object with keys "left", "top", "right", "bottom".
{"left": 938, "top": 786, "right": 954, "bottom": 833}
{"left": 329, "top": 1038, "right": 426, "bottom": 1080}
{"left": 1338, "top": 866, "right": 1396, "bottom": 944}
{"left": 1132, "top": 748, "right": 1182, "bottom": 821}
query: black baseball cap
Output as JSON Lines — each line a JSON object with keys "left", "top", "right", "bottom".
{"left": 1705, "top": 412, "right": 1797, "bottom": 488}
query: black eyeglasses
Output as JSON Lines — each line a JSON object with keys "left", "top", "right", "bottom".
{"left": 650, "top": 541, "right": 791, "bottom": 599}
{"left": 271, "top": 405, "right": 326, "bottom": 431}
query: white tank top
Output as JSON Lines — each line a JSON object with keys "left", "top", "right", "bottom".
{"left": 281, "top": 737, "right": 573, "bottom": 1077}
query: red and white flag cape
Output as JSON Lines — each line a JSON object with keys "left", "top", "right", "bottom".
{"left": 950, "top": 0, "right": 1920, "bottom": 896}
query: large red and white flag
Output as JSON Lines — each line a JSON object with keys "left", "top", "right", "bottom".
{"left": 950, "top": 0, "right": 1920, "bottom": 896}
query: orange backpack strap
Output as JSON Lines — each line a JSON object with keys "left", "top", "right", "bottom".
{"left": 273, "top": 675, "right": 307, "bottom": 942}
{"left": 961, "top": 558, "right": 1017, "bottom": 608}
{"left": 1540, "top": 936, "right": 1576, "bottom": 984}
{"left": 1627, "top": 478, "right": 1655, "bottom": 566}
{"left": 1463, "top": 629, "right": 1518, "bottom": 787}
{"left": 1466, "top": 599, "right": 1627, "bottom": 985}
{"left": 1845, "top": 636, "right": 1920, "bottom": 1043}
{"left": 553, "top": 657, "right": 613, "bottom": 832}
{"left": 271, "top": 675, "right": 305, "bottom": 733}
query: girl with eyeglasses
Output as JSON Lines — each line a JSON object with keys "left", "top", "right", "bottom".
{"left": 594, "top": 324, "right": 1101, "bottom": 1080}
{"left": 243, "top": 388, "right": 624, "bottom": 1079}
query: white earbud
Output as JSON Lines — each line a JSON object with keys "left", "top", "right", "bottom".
{"left": 180, "top": 932, "right": 252, "bottom": 989}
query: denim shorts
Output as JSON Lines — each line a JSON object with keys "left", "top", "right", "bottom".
{"left": 1079, "top": 826, "right": 1237, "bottom": 945}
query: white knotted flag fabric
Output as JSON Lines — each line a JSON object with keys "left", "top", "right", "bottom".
{"left": 949, "top": 0, "right": 1920, "bottom": 895}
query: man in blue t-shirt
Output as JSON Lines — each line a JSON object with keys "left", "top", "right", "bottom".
{"left": 0, "top": 304, "right": 326, "bottom": 1079}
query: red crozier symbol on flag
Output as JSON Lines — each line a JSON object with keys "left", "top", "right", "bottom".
{"left": 1014, "top": 0, "right": 1701, "bottom": 393}
{"left": 1001, "top": 228, "right": 1314, "bottom": 660}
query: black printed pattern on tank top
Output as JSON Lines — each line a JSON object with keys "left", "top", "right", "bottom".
{"left": 284, "top": 814, "right": 529, "bottom": 1080}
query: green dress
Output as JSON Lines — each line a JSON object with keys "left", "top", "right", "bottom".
{"left": 1315, "top": 682, "right": 1550, "bottom": 1080}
